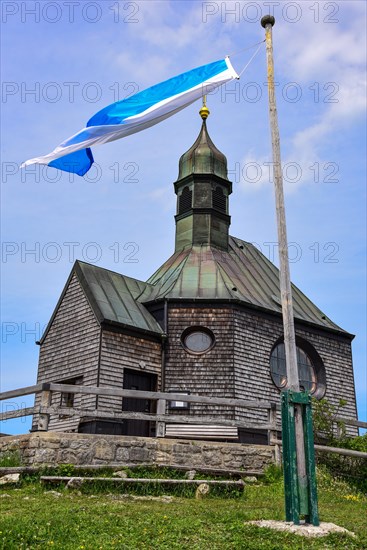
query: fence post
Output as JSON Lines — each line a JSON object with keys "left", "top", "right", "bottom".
{"left": 335, "top": 420, "right": 344, "bottom": 439}
{"left": 269, "top": 402, "right": 281, "bottom": 465}
{"left": 156, "top": 398, "right": 166, "bottom": 438}
{"left": 37, "top": 383, "right": 52, "bottom": 431}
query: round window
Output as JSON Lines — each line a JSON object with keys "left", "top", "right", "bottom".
{"left": 181, "top": 327, "right": 215, "bottom": 354}
{"left": 270, "top": 342, "right": 318, "bottom": 394}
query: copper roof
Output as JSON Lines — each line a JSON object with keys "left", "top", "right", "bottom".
{"left": 178, "top": 120, "right": 229, "bottom": 181}
{"left": 41, "top": 241, "right": 350, "bottom": 344}
{"left": 145, "top": 236, "right": 349, "bottom": 335}
{"left": 75, "top": 261, "right": 164, "bottom": 337}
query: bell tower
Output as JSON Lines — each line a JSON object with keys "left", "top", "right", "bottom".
{"left": 174, "top": 100, "right": 232, "bottom": 252}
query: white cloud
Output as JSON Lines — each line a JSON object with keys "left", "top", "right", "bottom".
{"left": 239, "top": 1, "right": 366, "bottom": 191}
{"left": 107, "top": 1, "right": 234, "bottom": 85}
{"left": 276, "top": 2, "right": 366, "bottom": 81}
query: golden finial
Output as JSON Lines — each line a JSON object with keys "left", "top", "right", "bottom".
{"left": 199, "top": 95, "right": 210, "bottom": 120}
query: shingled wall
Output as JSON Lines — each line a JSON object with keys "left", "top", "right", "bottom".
{"left": 233, "top": 308, "right": 358, "bottom": 430}
{"left": 33, "top": 275, "right": 162, "bottom": 433}
{"left": 98, "top": 331, "right": 161, "bottom": 411}
{"left": 33, "top": 274, "right": 100, "bottom": 432}
{"left": 165, "top": 305, "right": 235, "bottom": 419}
{"left": 164, "top": 302, "right": 358, "bottom": 432}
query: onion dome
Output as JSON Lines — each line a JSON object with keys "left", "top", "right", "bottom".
{"left": 178, "top": 103, "right": 229, "bottom": 180}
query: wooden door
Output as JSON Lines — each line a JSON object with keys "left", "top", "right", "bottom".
{"left": 122, "top": 369, "right": 157, "bottom": 436}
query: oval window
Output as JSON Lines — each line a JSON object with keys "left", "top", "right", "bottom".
{"left": 181, "top": 327, "right": 215, "bottom": 354}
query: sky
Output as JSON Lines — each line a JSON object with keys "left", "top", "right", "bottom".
{"left": 1, "top": 0, "right": 366, "bottom": 434}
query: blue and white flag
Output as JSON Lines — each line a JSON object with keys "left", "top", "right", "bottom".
{"left": 21, "top": 57, "right": 238, "bottom": 176}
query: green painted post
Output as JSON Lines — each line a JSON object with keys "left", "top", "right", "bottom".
{"left": 303, "top": 396, "right": 320, "bottom": 526}
{"left": 281, "top": 391, "right": 300, "bottom": 524}
{"left": 281, "top": 390, "right": 320, "bottom": 526}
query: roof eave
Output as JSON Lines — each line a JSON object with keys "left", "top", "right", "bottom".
{"left": 100, "top": 318, "right": 166, "bottom": 342}
{"left": 141, "top": 296, "right": 354, "bottom": 340}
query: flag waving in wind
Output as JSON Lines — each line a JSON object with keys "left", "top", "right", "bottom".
{"left": 21, "top": 57, "right": 239, "bottom": 176}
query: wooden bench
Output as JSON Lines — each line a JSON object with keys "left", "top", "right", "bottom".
{"left": 40, "top": 476, "right": 245, "bottom": 489}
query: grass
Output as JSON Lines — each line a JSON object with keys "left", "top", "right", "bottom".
{"left": 1, "top": 466, "right": 366, "bottom": 549}
{"left": 0, "top": 450, "right": 22, "bottom": 468}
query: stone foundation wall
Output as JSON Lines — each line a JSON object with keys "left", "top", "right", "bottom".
{"left": 0, "top": 432, "right": 275, "bottom": 473}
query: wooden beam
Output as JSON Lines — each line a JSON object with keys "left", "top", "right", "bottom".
{"left": 0, "top": 407, "right": 35, "bottom": 421}
{"left": 315, "top": 444, "right": 367, "bottom": 458}
{"left": 0, "top": 383, "right": 43, "bottom": 401}
{"left": 1, "top": 383, "right": 363, "bottom": 430}
{"left": 43, "top": 406, "right": 276, "bottom": 431}
{"left": 333, "top": 417, "right": 367, "bottom": 429}
{"left": 40, "top": 476, "right": 245, "bottom": 487}
{"left": 270, "top": 439, "right": 367, "bottom": 459}
{"left": 156, "top": 399, "right": 166, "bottom": 438}
{"left": 47, "top": 383, "right": 276, "bottom": 410}
{"left": 38, "top": 389, "right": 51, "bottom": 431}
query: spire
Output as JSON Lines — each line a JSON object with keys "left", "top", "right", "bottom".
{"left": 174, "top": 100, "right": 232, "bottom": 252}
{"left": 178, "top": 99, "right": 229, "bottom": 181}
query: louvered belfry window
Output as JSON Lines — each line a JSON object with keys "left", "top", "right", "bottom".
{"left": 179, "top": 186, "right": 192, "bottom": 214}
{"left": 212, "top": 186, "right": 226, "bottom": 212}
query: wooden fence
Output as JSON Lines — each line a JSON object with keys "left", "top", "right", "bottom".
{"left": 1, "top": 383, "right": 366, "bottom": 460}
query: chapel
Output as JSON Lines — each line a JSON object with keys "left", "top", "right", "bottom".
{"left": 33, "top": 106, "right": 358, "bottom": 442}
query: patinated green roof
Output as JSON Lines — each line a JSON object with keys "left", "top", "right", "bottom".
{"left": 74, "top": 261, "right": 164, "bottom": 337}
{"left": 145, "top": 236, "right": 349, "bottom": 335}
{"left": 43, "top": 242, "right": 349, "bottom": 342}
{"left": 178, "top": 120, "right": 229, "bottom": 180}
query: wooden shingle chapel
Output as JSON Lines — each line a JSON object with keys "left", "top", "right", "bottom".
{"left": 34, "top": 103, "right": 358, "bottom": 442}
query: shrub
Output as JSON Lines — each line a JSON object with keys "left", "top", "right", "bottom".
{"left": 312, "top": 397, "right": 347, "bottom": 444}
{"left": 312, "top": 398, "right": 367, "bottom": 495}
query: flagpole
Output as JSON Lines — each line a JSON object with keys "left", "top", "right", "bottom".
{"left": 260, "top": 15, "right": 309, "bottom": 519}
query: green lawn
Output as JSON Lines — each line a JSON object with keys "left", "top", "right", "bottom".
{"left": 0, "top": 471, "right": 366, "bottom": 549}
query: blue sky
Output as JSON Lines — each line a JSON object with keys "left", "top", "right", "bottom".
{"left": 1, "top": 0, "right": 366, "bottom": 434}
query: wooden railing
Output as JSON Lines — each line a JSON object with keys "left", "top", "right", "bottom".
{"left": 1, "top": 383, "right": 366, "bottom": 460}
{"left": 0, "top": 382, "right": 280, "bottom": 433}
